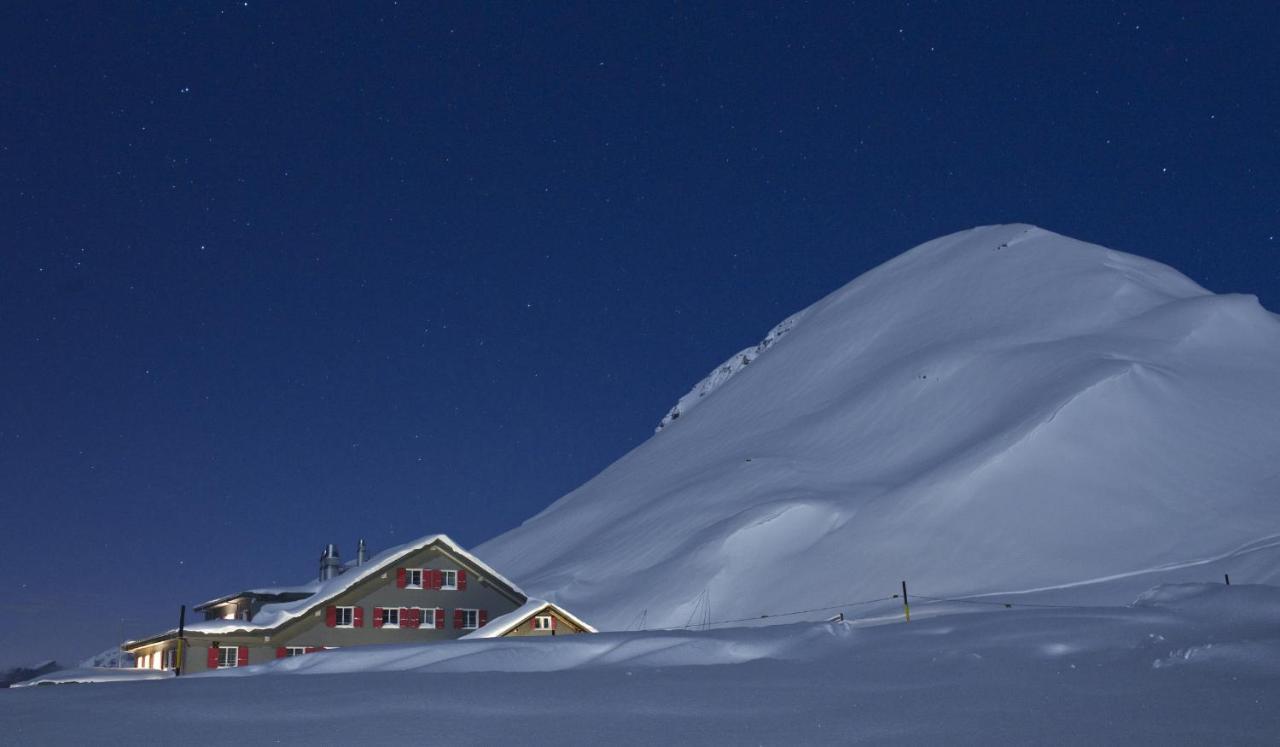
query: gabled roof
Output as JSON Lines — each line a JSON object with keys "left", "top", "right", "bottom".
{"left": 460, "top": 598, "right": 598, "bottom": 639}
{"left": 125, "top": 533, "right": 526, "bottom": 647}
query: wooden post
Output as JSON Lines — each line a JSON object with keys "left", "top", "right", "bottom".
{"left": 901, "top": 580, "right": 910, "bottom": 622}
{"left": 175, "top": 605, "right": 186, "bottom": 676}
{"left": 1224, "top": 574, "right": 1231, "bottom": 586}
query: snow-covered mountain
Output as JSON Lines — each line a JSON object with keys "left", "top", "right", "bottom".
{"left": 477, "top": 224, "right": 1280, "bottom": 630}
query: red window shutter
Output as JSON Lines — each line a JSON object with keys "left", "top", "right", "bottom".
{"left": 402, "top": 607, "right": 414, "bottom": 628}
{"left": 435, "top": 608, "right": 445, "bottom": 628}
{"left": 479, "top": 610, "right": 488, "bottom": 628}
{"left": 354, "top": 606, "right": 365, "bottom": 628}
{"left": 457, "top": 569, "right": 467, "bottom": 591}
{"left": 237, "top": 647, "right": 249, "bottom": 667}
{"left": 325, "top": 606, "right": 337, "bottom": 627}
{"left": 275, "top": 647, "right": 287, "bottom": 659}
{"left": 207, "top": 646, "right": 220, "bottom": 669}
{"left": 373, "top": 607, "right": 384, "bottom": 628}
{"left": 453, "top": 609, "right": 464, "bottom": 629}
{"left": 432, "top": 569, "right": 443, "bottom": 590}
{"left": 397, "top": 568, "right": 407, "bottom": 588}
{"left": 551, "top": 616, "right": 557, "bottom": 630}
{"left": 306, "top": 647, "right": 321, "bottom": 654}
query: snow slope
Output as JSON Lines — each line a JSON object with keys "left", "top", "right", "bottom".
{"left": 477, "top": 224, "right": 1280, "bottom": 630}
{"left": 5, "top": 583, "right": 1279, "bottom": 744}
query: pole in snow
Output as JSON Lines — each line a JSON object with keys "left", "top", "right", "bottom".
{"left": 901, "top": 580, "right": 910, "bottom": 622}
{"left": 1224, "top": 574, "right": 1231, "bottom": 586}
{"left": 175, "top": 604, "right": 186, "bottom": 676}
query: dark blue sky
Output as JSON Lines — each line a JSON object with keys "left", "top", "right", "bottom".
{"left": 2, "top": 2, "right": 1277, "bottom": 666}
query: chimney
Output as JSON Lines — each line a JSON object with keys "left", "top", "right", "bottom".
{"left": 319, "top": 543, "right": 341, "bottom": 581}
{"left": 356, "top": 538, "right": 368, "bottom": 566}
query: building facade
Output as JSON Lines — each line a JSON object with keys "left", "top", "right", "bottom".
{"left": 124, "top": 534, "right": 594, "bottom": 674}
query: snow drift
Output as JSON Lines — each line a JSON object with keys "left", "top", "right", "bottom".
{"left": 477, "top": 224, "right": 1280, "bottom": 630}
{"left": 9, "top": 584, "right": 1280, "bottom": 744}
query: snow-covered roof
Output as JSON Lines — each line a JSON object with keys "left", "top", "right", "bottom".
{"left": 125, "top": 534, "right": 526, "bottom": 646}
{"left": 461, "top": 598, "right": 597, "bottom": 639}
{"left": 193, "top": 585, "right": 318, "bottom": 611}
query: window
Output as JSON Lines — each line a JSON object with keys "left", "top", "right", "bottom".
{"left": 285, "top": 647, "right": 308, "bottom": 657}
{"left": 381, "top": 607, "right": 400, "bottom": 628}
{"left": 405, "top": 569, "right": 423, "bottom": 589}
{"left": 419, "top": 607, "right": 438, "bottom": 629}
{"left": 459, "top": 609, "right": 478, "bottom": 629}
{"left": 533, "top": 615, "right": 553, "bottom": 631}
{"left": 335, "top": 606, "right": 354, "bottom": 627}
{"left": 440, "top": 569, "right": 458, "bottom": 590}
{"left": 139, "top": 653, "right": 150, "bottom": 669}
{"left": 163, "top": 649, "right": 177, "bottom": 669}
{"left": 217, "top": 646, "right": 240, "bottom": 669}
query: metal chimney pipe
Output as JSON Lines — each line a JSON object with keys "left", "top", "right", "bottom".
{"left": 356, "top": 538, "right": 368, "bottom": 566}
{"left": 319, "top": 543, "right": 341, "bottom": 581}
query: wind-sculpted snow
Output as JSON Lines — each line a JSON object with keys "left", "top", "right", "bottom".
{"left": 477, "top": 225, "right": 1280, "bottom": 631}
{"left": 8, "top": 584, "right": 1280, "bottom": 744}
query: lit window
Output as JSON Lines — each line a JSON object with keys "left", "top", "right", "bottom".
{"left": 441, "top": 570, "right": 458, "bottom": 590}
{"left": 381, "top": 607, "right": 400, "bottom": 628}
{"left": 460, "top": 609, "right": 478, "bottom": 629}
{"left": 217, "top": 646, "right": 240, "bottom": 668}
{"left": 163, "top": 649, "right": 177, "bottom": 670}
{"left": 533, "top": 615, "right": 553, "bottom": 631}
{"left": 419, "top": 607, "right": 437, "bottom": 629}
{"left": 405, "top": 569, "right": 423, "bottom": 589}
{"left": 335, "top": 606, "right": 354, "bottom": 627}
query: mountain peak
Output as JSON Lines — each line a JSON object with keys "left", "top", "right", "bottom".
{"left": 479, "top": 227, "right": 1280, "bottom": 631}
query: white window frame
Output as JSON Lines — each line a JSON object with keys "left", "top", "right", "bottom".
{"left": 162, "top": 648, "right": 177, "bottom": 669}
{"left": 405, "top": 568, "right": 423, "bottom": 589}
{"left": 217, "top": 646, "right": 240, "bottom": 669}
{"left": 459, "top": 608, "right": 479, "bottom": 630}
{"left": 440, "top": 569, "right": 458, "bottom": 590}
{"left": 335, "top": 606, "right": 355, "bottom": 628}
{"left": 381, "top": 607, "right": 400, "bottom": 628}
{"left": 285, "top": 647, "right": 308, "bottom": 657}
{"left": 418, "top": 607, "right": 438, "bottom": 629}
{"left": 533, "top": 615, "right": 553, "bottom": 631}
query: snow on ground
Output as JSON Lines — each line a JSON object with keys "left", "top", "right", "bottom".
{"left": 4, "top": 583, "right": 1279, "bottom": 744}
{"left": 477, "top": 225, "right": 1280, "bottom": 631}
{"left": 10, "top": 668, "right": 170, "bottom": 688}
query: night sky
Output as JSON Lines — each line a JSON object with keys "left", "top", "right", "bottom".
{"left": 3, "top": 2, "right": 1277, "bottom": 667}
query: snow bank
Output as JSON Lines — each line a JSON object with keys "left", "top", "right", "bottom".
{"left": 10, "top": 668, "right": 171, "bottom": 688}
{"left": 204, "top": 621, "right": 839, "bottom": 678}
{"left": 6, "top": 585, "right": 1280, "bottom": 744}
{"left": 477, "top": 225, "right": 1280, "bottom": 630}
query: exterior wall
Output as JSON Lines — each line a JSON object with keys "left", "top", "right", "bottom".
{"left": 268, "top": 543, "right": 523, "bottom": 649}
{"left": 129, "top": 540, "right": 527, "bottom": 673}
{"left": 501, "top": 608, "right": 591, "bottom": 637}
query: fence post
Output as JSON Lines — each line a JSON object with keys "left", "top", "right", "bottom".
{"left": 1224, "top": 574, "right": 1231, "bottom": 586}
{"left": 901, "top": 580, "right": 910, "bottom": 622}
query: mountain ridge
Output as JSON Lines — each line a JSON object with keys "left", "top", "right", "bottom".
{"left": 477, "top": 225, "right": 1280, "bottom": 630}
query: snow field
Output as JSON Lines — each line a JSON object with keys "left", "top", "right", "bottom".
{"left": 6, "top": 583, "right": 1280, "bottom": 745}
